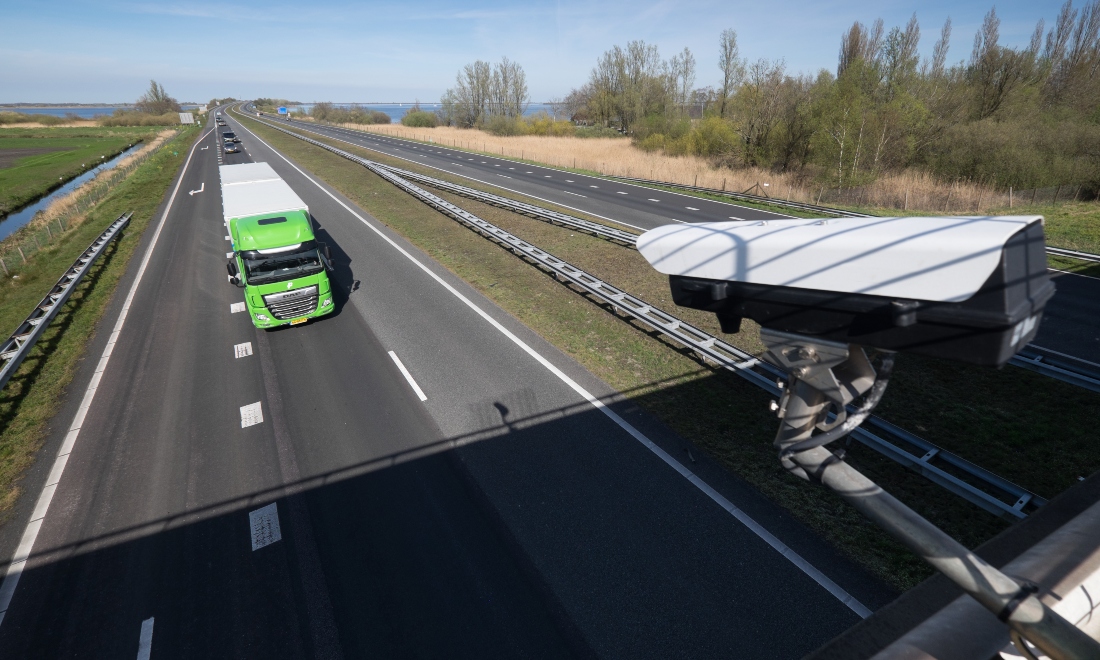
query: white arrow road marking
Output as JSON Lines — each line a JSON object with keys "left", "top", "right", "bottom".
{"left": 240, "top": 401, "right": 263, "bottom": 428}
{"left": 188, "top": 183, "right": 204, "bottom": 196}
{"left": 249, "top": 503, "right": 282, "bottom": 550}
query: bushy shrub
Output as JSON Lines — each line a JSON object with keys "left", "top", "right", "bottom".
{"left": 0, "top": 112, "right": 72, "bottom": 126}
{"left": 401, "top": 111, "right": 439, "bottom": 128}
{"left": 98, "top": 111, "right": 180, "bottom": 126}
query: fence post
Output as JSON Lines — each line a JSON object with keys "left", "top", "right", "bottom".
{"left": 45, "top": 224, "right": 52, "bottom": 240}
{"left": 694, "top": 174, "right": 698, "bottom": 187}
{"left": 1032, "top": 188, "right": 1038, "bottom": 204}
{"left": 17, "top": 247, "right": 26, "bottom": 264}
{"left": 786, "top": 185, "right": 792, "bottom": 201}
{"left": 976, "top": 187, "right": 983, "bottom": 212}
{"left": 1009, "top": 186, "right": 1013, "bottom": 208}
{"left": 816, "top": 187, "right": 824, "bottom": 204}
{"left": 721, "top": 178, "right": 726, "bottom": 191}
{"left": 1053, "top": 184, "right": 1061, "bottom": 205}
{"left": 0, "top": 258, "right": 7, "bottom": 276}
{"left": 904, "top": 189, "right": 909, "bottom": 211}
{"left": 33, "top": 235, "right": 40, "bottom": 251}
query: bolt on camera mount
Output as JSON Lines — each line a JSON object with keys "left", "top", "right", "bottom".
{"left": 761, "top": 328, "right": 1099, "bottom": 660}
{"left": 637, "top": 215, "right": 1100, "bottom": 659}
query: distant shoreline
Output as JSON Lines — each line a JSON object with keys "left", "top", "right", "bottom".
{"left": 0, "top": 103, "right": 136, "bottom": 108}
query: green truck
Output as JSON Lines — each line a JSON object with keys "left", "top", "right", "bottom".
{"left": 220, "top": 162, "right": 334, "bottom": 328}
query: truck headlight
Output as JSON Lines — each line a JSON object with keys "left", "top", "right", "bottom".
{"left": 256, "top": 314, "right": 270, "bottom": 321}
{"left": 322, "top": 298, "right": 332, "bottom": 307}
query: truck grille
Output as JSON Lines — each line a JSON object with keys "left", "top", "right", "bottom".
{"left": 262, "top": 285, "right": 318, "bottom": 320}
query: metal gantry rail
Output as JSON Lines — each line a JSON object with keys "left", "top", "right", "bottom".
{"left": 236, "top": 109, "right": 1055, "bottom": 521}
{"left": 0, "top": 213, "right": 131, "bottom": 393}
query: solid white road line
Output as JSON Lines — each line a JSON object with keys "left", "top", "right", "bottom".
{"left": 234, "top": 342, "right": 253, "bottom": 359}
{"left": 231, "top": 116, "right": 871, "bottom": 618}
{"left": 0, "top": 127, "right": 215, "bottom": 630}
{"left": 249, "top": 502, "right": 282, "bottom": 550}
{"left": 136, "top": 617, "right": 154, "bottom": 660}
{"left": 230, "top": 302, "right": 246, "bottom": 313}
{"left": 388, "top": 351, "right": 428, "bottom": 401}
{"left": 240, "top": 402, "right": 264, "bottom": 428}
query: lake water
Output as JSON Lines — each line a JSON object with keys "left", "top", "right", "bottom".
{"left": 1, "top": 106, "right": 200, "bottom": 119}
{"left": 0, "top": 143, "right": 143, "bottom": 241}
{"left": 286, "top": 103, "right": 558, "bottom": 123}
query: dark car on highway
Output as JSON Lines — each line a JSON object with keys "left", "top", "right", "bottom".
{"left": 224, "top": 142, "right": 241, "bottom": 153}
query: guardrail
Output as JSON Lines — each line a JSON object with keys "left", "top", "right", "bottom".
{"left": 1047, "top": 246, "right": 1100, "bottom": 264}
{"left": 0, "top": 213, "right": 131, "bottom": 393}
{"left": 236, "top": 109, "right": 1051, "bottom": 521}
{"left": 1010, "top": 346, "right": 1100, "bottom": 393}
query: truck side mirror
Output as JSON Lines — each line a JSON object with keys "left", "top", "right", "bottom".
{"left": 226, "top": 261, "right": 239, "bottom": 277}
{"left": 323, "top": 245, "right": 332, "bottom": 261}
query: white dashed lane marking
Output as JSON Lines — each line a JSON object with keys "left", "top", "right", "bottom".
{"left": 234, "top": 342, "right": 253, "bottom": 358}
{"left": 617, "top": 191, "right": 628, "bottom": 195}
{"left": 388, "top": 351, "right": 428, "bottom": 401}
{"left": 231, "top": 302, "right": 246, "bottom": 314}
{"left": 648, "top": 199, "right": 660, "bottom": 202}
{"left": 136, "top": 617, "right": 154, "bottom": 660}
{"left": 226, "top": 252, "right": 233, "bottom": 258}
{"left": 240, "top": 402, "right": 263, "bottom": 428}
{"left": 686, "top": 207, "right": 700, "bottom": 211}
{"left": 249, "top": 502, "right": 282, "bottom": 550}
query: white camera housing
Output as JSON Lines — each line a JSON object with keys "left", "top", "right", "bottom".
{"left": 638, "top": 216, "right": 1054, "bottom": 365}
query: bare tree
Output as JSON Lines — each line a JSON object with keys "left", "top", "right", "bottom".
{"left": 838, "top": 19, "right": 885, "bottom": 77}
{"left": 136, "top": 80, "right": 180, "bottom": 115}
{"left": 441, "top": 57, "right": 530, "bottom": 127}
{"left": 717, "top": 29, "right": 745, "bottom": 118}
{"left": 670, "top": 47, "right": 697, "bottom": 116}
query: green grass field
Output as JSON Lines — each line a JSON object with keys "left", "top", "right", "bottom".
{"left": 0, "top": 126, "right": 159, "bottom": 217}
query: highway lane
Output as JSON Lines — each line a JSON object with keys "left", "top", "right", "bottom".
{"left": 254, "top": 116, "right": 790, "bottom": 230}
{"left": 258, "top": 115, "right": 1100, "bottom": 365}
{"left": 0, "top": 109, "right": 892, "bottom": 658}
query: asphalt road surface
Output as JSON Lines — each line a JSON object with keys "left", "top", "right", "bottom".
{"left": 259, "top": 116, "right": 1100, "bottom": 365}
{"left": 0, "top": 110, "right": 893, "bottom": 658}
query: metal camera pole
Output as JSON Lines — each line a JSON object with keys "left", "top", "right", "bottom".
{"left": 762, "top": 329, "right": 1100, "bottom": 660}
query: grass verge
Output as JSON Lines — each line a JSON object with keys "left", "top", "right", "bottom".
{"left": 238, "top": 113, "right": 1100, "bottom": 592}
{"left": 0, "top": 125, "right": 199, "bottom": 519}
{"left": 0, "top": 126, "right": 159, "bottom": 216}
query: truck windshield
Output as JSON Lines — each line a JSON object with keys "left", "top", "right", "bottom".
{"left": 242, "top": 246, "right": 323, "bottom": 285}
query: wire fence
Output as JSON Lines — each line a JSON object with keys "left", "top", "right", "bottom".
{"left": 0, "top": 132, "right": 178, "bottom": 276}
{"left": 815, "top": 182, "right": 1094, "bottom": 214}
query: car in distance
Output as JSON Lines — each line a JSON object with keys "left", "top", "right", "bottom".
{"left": 224, "top": 142, "right": 241, "bottom": 153}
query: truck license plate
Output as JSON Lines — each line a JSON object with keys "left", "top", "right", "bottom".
{"left": 290, "top": 318, "right": 307, "bottom": 326}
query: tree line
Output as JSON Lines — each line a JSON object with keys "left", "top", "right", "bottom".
{"left": 559, "top": 2, "right": 1099, "bottom": 193}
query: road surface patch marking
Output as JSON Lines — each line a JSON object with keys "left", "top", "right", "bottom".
{"left": 234, "top": 342, "right": 253, "bottom": 358}
{"left": 235, "top": 120, "right": 870, "bottom": 617}
{"left": 137, "top": 617, "right": 154, "bottom": 660}
{"left": 230, "top": 302, "right": 246, "bottom": 313}
{"left": 388, "top": 351, "right": 428, "bottom": 401}
{"left": 240, "top": 401, "right": 263, "bottom": 427}
{"left": 0, "top": 126, "right": 216, "bottom": 631}
{"left": 249, "top": 503, "right": 282, "bottom": 550}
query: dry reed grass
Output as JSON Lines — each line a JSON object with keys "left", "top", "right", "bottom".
{"left": 0, "top": 120, "right": 98, "bottom": 129}
{"left": 353, "top": 123, "right": 1094, "bottom": 214}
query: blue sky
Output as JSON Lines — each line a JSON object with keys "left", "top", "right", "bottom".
{"left": 0, "top": 0, "right": 1071, "bottom": 103}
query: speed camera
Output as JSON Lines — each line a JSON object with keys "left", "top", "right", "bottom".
{"left": 637, "top": 216, "right": 1054, "bottom": 366}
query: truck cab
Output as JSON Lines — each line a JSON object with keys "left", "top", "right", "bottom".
{"left": 220, "top": 163, "right": 335, "bottom": 328}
